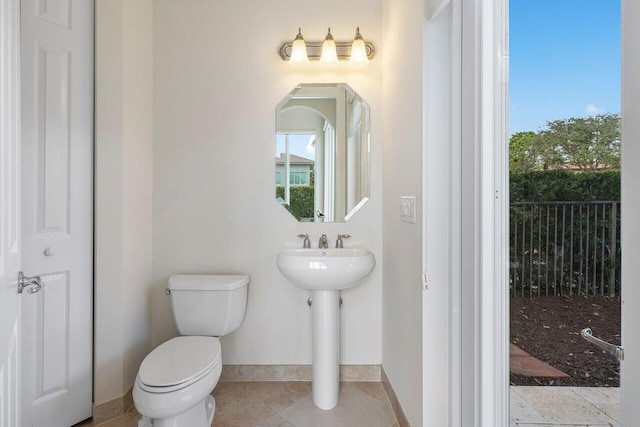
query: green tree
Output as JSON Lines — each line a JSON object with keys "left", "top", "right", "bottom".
{"left": 509, "top": 114, "right": 620, "bottom": 172}
{"left": 509, "top": 131, "right": 550, "bottom": 172}
{"left": 540, "top": 114, "right": 620, "bottom": 170}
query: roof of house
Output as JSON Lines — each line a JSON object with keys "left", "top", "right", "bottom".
{"left": 275, "top": 153, "right": 314, "bottom": 164}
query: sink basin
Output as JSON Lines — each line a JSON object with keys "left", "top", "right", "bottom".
{"left": 277, "top": 247, "right": 375, "bottom": 410}
{"left": 276, "top": 248, "right": 376, "bottom": 290}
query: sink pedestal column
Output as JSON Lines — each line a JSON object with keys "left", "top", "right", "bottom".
{"left": 311, "top": 290, "right": 340, "bottom": 410}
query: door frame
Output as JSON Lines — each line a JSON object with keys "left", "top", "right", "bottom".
{"left": 454, "top": 0, "right": 509, "bottom": 425}
{"left": 475, "top": 0, "right": 510, "bottom": 424}
{"left": 620, "top": 0, "right": 640, "bottom": 422}
{"left": 424, "top": 0, "right": 510, "bottom": 424}
{"left": 474, "top": 1, "right": 637, "bottom": 426}
{"left": 477, "top": 0, "right": 510, "bottom": 425}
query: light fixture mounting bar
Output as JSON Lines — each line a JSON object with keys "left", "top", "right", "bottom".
{"left": 279, "top": 41, "right": 376, "bottom": 61}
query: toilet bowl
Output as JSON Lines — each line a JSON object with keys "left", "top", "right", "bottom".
{"left": 133, "top": 336, "right": 222, "bottom": 426}
{"left": 133, "top": 275, "right": 248, "bottom": 426}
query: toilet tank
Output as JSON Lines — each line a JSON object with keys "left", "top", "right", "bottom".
{"left": 168, "top": 275, "right": 249, "bottom": 336}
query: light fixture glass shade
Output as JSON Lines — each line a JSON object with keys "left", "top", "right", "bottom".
{"left": 289, "top": 28, "right": 309, "bottom": 64}
{"left": 320, "top": 28, "right": 339, "bottom": 65}
{"left": 349, "top": 28, "right": 369, "bottom": 66}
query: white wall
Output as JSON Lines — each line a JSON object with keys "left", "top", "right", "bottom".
{"left": 152, "top": 0, "right": 383, "bottom": 366}
{"left": 95, "top": 0, "right": 154, "bottom": 405}
{"left": 381, "top": 0, "right": 425, "bottom": 425}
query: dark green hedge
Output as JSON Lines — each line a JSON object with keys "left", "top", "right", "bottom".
{"left": 510, "top": 170, "right": 620, "bottom": 202}
{"left": 276, "top": 186, "right": 315, "bottom": 221}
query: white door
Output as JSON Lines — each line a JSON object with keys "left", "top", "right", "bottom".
{"left": 0, "top": 1, "right": 22, "bottom": 426}
{"left": 621, "top": 1, "right": 640, "bottom": 423}
{"left": 19, "top": 0, "right": 94, "bottom": 425}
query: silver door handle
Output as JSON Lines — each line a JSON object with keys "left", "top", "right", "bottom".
{"left": 18, "top": 271, "right": 42, "bottom": 294}
{"left": 580, "top": 328, "right": 624, "bottom": 361}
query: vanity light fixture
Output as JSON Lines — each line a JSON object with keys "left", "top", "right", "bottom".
{"left": 289, "top": 28, "right": 309, "bottom": 64}
{"left": 320, "top": 28, "right": 339, "bottom": 65}
{"left": 279, "top": 27, "right": 375, "bottom": 64}
{"left": 349, "top": 27, "right": 369, "bottom": 66}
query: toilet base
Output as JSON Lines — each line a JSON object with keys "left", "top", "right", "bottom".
{"left": 139, "top": 395, "right": 215, "bottom": 427}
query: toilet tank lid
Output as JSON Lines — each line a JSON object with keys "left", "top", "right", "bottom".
{"left": 168, "top": 274, "right": 249, "bottom": 291}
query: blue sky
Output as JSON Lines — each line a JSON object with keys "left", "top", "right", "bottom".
{"left": 510, "top": 0, "right": 620, "bottom": 134}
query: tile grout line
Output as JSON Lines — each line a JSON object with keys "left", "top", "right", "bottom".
{"left": 567, "top": 388, "right": 620, "bottom": 425}
{"left": 510, "top": 386, "right": 621, "bottom": 427}
{"left": 510, "top": 386, "right": 552, "bottom": 425}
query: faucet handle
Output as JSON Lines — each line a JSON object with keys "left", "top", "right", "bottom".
{"left": 335, "top": 234, "right": 351, "bottom": 248}
{"left": 297, "top": 234, "right": 311, "bottom": 248}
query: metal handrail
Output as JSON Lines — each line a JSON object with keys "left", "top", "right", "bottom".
{"left": 580, "top": 328, "right": 624, "bottom": 361}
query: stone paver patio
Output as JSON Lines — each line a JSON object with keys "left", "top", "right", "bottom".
{"left": 510, "top": 344, "right": 570, "bottom": 379}
{"left": 510, "top": 386, "right": 620, "bottom": 427}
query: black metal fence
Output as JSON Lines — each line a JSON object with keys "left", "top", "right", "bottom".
{"left": 510, "top": 201, "right": 621, "bottom": 298}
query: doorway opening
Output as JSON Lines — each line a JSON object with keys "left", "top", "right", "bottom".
{"left": 508, "top": 1, "right": 622, "bottom": 425}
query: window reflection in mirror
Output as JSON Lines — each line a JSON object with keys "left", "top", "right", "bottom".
{"left": 275, "top": 84, "right": 370, "bottom": 223}
{"left": 275, "top": 134, "right": 316, "bottom": 221}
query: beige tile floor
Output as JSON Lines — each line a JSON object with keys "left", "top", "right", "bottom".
{"left": 76, "top": 384, "right": 620, "bottom": 427}
{"left": 510, "top": 386, "right": 620, "bottom": 427}
{"left": 76, "top": 381, "right": 399, "bottom": 427}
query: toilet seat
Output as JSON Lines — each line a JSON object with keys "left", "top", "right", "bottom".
{"left": 138, "top": 336, "right": 221, "bottom": 393}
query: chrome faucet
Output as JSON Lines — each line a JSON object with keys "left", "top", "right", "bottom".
{"left": 298, "top": 234, "right": 311, "bottom": 248}
{"left": 335, "top": 234, "right": 351, "bottom": 248}
{"left": 318, "top": 234, "right": 329, "bottom": 249}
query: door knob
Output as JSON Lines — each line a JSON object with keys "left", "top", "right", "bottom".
{"left": 18, "top": 271, "right": 43, "bottom": 294}
{"left": 44, "top": 247, "right": 55, "bottom": 256}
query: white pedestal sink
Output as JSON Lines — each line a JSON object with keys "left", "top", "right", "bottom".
{"left": 276, "top": 248, "right": 376, "bottom": 410}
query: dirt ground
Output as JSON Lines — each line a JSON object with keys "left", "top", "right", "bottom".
{"left": 510, "top": 295, "right": 621, "bottom": 387}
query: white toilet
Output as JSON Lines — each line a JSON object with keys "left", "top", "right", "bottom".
{"left": 133, "top": 274, "right": 249, "bottom": 427}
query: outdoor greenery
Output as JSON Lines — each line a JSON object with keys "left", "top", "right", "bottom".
{"left": 510, "top": 169, "right": 620, "bottom": 203}
{"left": 276, "top": 186, "right": 314, "bottom": 221}
{"left": 509, "top": 114, "right": 621, "bottom": 172}
{"left": 509, "top": 114, "right": 622, "bottom": 297}
{"left": 510, "top": 113, "right": 621, "bottom": 203}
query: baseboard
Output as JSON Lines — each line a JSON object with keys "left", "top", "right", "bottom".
{"left": 221, "top": 364, "right": 381, "bottom": 382}
{"left": 92, "top": 386, "right": 134, "bottom": 425}
{"left": 381, "top": 367, "right": 410, "bottom": 427}
{"left": 91, "top": 366, "right": 406, "bottom": 425}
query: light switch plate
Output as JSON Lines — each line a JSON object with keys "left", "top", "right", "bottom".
{"left": 401, "top": 196, "right": 416, "bottom": 223}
